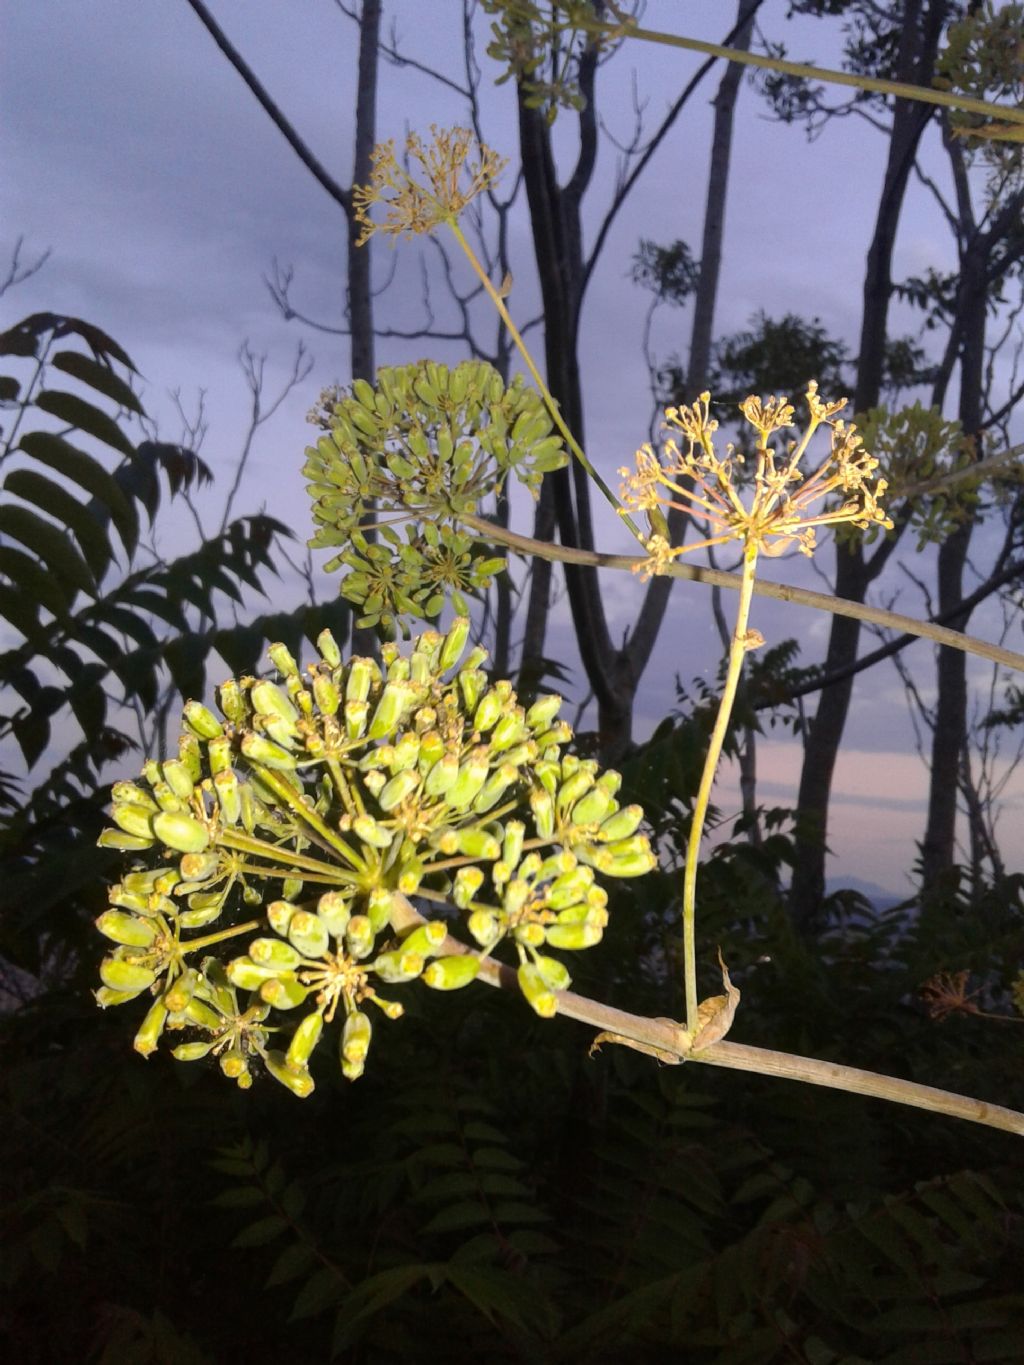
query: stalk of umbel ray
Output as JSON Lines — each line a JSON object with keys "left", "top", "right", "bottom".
{"left": 681, "top": 543, "right": 758, "bottom": 1032}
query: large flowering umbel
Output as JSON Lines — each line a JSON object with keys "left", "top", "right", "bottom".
{"left": 96, "top": 619, "right": 655, "bottom": 1097}
{"left": 619, "top": 383, "right": 894, "bottom": 576}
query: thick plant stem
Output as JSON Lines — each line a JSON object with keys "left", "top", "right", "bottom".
{"left": 683, "top": 544, "right": 758, "bottom": 1031}
{"left": 447, "top": 219, "right": 643, "bottom": 541}
{"left": 390, "top": 895, "right": 1024, "bottom": 1139}
{"left": 459, "top": 512, "right": 1024, "bottom": 676}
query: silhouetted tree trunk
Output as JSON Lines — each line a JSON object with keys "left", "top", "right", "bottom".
{"left": 790, "top": 0, "right": 948, "bottom": 927}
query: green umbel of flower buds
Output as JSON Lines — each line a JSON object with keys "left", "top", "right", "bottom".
{"left": 97, "top": 617, "right": 656, "bottom": 1094}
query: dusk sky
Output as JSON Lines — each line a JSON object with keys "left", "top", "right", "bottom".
{"left": 4, "top": 0, "right": 1022, "bottom": 895}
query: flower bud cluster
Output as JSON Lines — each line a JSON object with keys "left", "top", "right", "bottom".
{"left": 304, "top": 359, "right": 567, "bottom": 630}
{"left": 96, "top": 618, "right": 655, "bottom": 1096}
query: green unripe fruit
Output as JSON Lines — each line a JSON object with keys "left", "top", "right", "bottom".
{"left": 597, "top": 804, "right": 644, "bottom": 842}
{"left": 160, "top": 759, "right": 194, "bottom": 801}
{"left": 132, "top": 1000, "right": 166, "bottom": 1059}
{"left": 251, "top": 937, "right": 304, "bottom": 970}
{"left": 424, "top": 752, "right": 459, "bottom": 798}
{"left": 373, "top": 949, "right": 424, "bottom": 983}
{"left": 316, "top": 892, "right": 350, "bottom": 937}
{"left": 112, "top": 781, "right": 158, "bottom": 810}
{"left": 100, "top": 956, "right": 157, "bottom": 994}
{"left": 544, "top": 922, "right": 602, "bottom": 950}
{"left": 438, "top": 616, "right": 469, "bottom": 672}
{"left": 378, "top": 768, "right": 420, "bottom": 812}
{"left": 226, "top": 957, "right": 281, "bottom": 991}
{"left": 400, "top": 921, "right": 448, "bottom": 957}
{"left": 535, "top": 955, "right": 572, "bottom": 991}
{"left": 218, "top": 678, "right": 248, "bottom": 726}
{"left": 268, "top": 641, "right": 300, "bottom": 679}
{"left": 172, "top": 1040, "right": 215, "bottom": 1062}
{"left": 183, "top": 701, "right": 223, "bottom": 740}
{"left": 251, "top": 680, "right": 299, "bottom": 727}
{"left": 96, "top": 910, "right": 157, "bottom": 947}
{"left": 345, "top": 915, "right": 375, "bottom": 959}
{"left": 162, "top": 970, "right": 199, "bottom": 1015}
{"left": 517, "top": 962, "right": 557, "bottom": 1018}
{"left": 285, "top": 1011, "right": 324, "bottom": 1070}
{"left": 341, "top": 1010, "right": 372, "bottom": 1066}
{"left": 312, "top": 672, "right": 340, "bottom": 716}
{"left": 530, "top": 789, "right": 555, "bottom": 839}
{"left": 264, "top": 1050, "right": 314, "bottom": 1097}
{"left": 259, "top": 974, "right": 308, "bottom": 1009}
{"left": 112, "top": 803, "right": 156, "bottom": 839}
{"left": 422, "top": 955, "right": 480, "bottom": 991}
{"left": 207, "top": 735, "right": 234, "bottom": 775}
{"left": 317, "top": 628, "right": 341, "bottom": 668}
{"left": 151, "top": 811, "right": 211, "bottom": 854}
{"left": 240, "top": 733, "right": 297, "bottom": 770}
{"left": 526, "top": 694, "right": 562, "bottom": 732}
{"left": 287, "top": 912, "right": 330, "bottom": 959}
{"left": 468, "top": 909, "right": 501, "bottom": 947}
{"left": 453, "top": 866, "right": 484, "bottom": 909}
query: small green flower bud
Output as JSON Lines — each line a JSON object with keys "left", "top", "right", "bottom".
{"left": 160, "top": 759, "right": 195, "bottom": 801}
{"left": 547, "top": 868, "right": 594, "bottom": 910}
{"left": 287, "top": 911, "right": 330, "bottom": 959}
{"left": 285, "top": 1011, "right": 324, "bottom": 1070}
{"left": 100, "top": 956, "right": 157, "bottom": 994}
{"left": 152, "top": 810, "right": 211, "bottom": 855}
{"left": 453, "top": 866, "right": 485, "bottom": 909}
{"left": 180, "top": 894, "right": 223, "bottom": 929}
{"left": 345, "top": 657, "right": 375, "bottom": 705}
{"left": 183, "top": 701, "right": 224, "bottom": 740}
{"left": 422, "top": 955, "right": 480, "bottom": 990}
{"left": 112, "top": 803, "right": 156, "bottom": 839}
{"left": 501, "top": 820, "right": 526, "bottom": 872}
{"left": 179, "top": 850, "right": 219, "bottom": 882}
{"left": 184, "top": 997, "right": 222, "bottom": 1030}
{"left": 251, "top": 937, "right": 304, "bottom": 970}
{"left": 96, "top": 910, "right": 158, "bottom": 947}
{"left": 317, "top": 892, "right": 350, "bottom": 938}
{"left": 240, "top": 732, "right": 297, "bottom": 770}
{"left": 267, "top": 899, "right": 297, "bottom": 936}
{"left": 535, "top": 721, "right": 573, "bottom": 751}
{"left": 517, "top": 962, "right": 558, "bottom": 1018}
{"left": 534, "top": 760, "right": 559, "bottom": 795}
{"left": 438, "top": 616, "right": 470, "bottom": 672}
{"left": 345, "top": 914, "right": 375, "bottom": 959}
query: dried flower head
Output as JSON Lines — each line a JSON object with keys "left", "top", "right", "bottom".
{"left": 619, "top": 381, "right": 893, "bottom": 577}
{"left": 353, "top": 126, "right": 507, "bottom": 245}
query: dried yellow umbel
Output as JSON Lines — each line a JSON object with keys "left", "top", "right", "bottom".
{"left": 353, "top": 126, "right": 507, "bottom": 245}
{"left": 619, "top": 382, "right": 894, "bottom": 576}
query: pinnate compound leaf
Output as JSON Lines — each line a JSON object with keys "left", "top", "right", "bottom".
{"left": 231, "top": 1215, "right": 289, "bottom": 1248}
{"left": 34, "top": 388, "right": 135, "bottom": 456}
{"left": 50, "top": 348, "right": 144, "bottom": 413}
